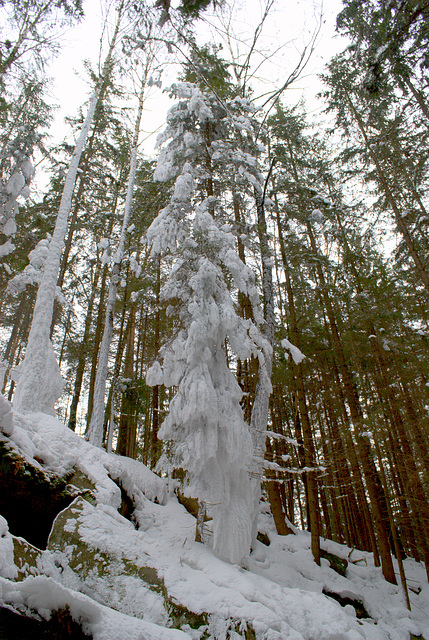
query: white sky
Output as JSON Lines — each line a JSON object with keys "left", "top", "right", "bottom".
{"left": 45, "top": 0, "right": 348, "bottom": 160}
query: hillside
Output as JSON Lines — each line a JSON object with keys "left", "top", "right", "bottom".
{"left": 0, "top": 404, "right": 427, "bottom": 640}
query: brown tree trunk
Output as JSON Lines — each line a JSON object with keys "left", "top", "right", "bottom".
{"left": 265, "top": 436, "right": 294, "bottom": 535}
{"left": 346, "top": 92, "right": 429, "bottom": 296}
{"left": 304, "top": 218, "right": 396, "bottom": 583}
{"left": 371, "top": 336, "right": 429, "bottom": 581}
{"left": 68, "top": 265, "right": 101, "bottom": 431}
{"left": 151, "top": 257, "right": 161, "bottom": 469}
{"left": 274, "top": 202, "right": 320, "bottom": 563}
{"left": 117, "top": 309, "right": 136, "bottom": 458}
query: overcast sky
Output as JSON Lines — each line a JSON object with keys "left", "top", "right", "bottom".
{"left": 44, "top": 0, "right": 348, "bottom": 160}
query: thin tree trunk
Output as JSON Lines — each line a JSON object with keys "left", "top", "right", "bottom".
{"left": 13, "top": 2, "right": 125, "bottom": 414}
{"left": 249, "top": 187, "right": 276, "bottom": 544}
{"left": 68, "top": 264, "right": 101, "bottom": 431}
{"left": 274, "top": 197, "right": 320, "bottom": 563}
{"left": 117, "top": 310, "right": 137, "bottom": 458}
{"left": 304, "top": 217, "right": 396, "bottom": 583}
{"left": 86, "top": 263, "right": 109, "bottom": 428}
{"left": 346, "top": 92, "right": 429, "bottom": 296}
{"left": 87, "top": 76, "right": 147, "bottom": 446}
{"left": 265, "top": 435, "right": 293, "bottom": 535}
{"left": 371, "top": 337, "right": 429, "bottom": 581}
{"left": 151, "top": 257, "right": 161, "bottom": 469}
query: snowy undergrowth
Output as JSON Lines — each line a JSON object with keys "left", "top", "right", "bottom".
{"left": 0, "top": 408, "right": 427, "bottom": 640}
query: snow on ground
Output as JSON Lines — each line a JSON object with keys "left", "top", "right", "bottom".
{"left": 1, "top": 408, "right": 428, "bottom": 639}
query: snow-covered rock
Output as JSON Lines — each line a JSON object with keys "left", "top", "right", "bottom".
{"left": 0, "top": 409, "right": 426, "bottom": 640}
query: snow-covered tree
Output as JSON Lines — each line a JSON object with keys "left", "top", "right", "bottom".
{"left": 0, "top": 74, "right": 51, "bottom": 262}
{"left": 146, "top": 81, "right": 270, "bottom": 563}
{"left": 13, "top": 0, "right": 126, "bottom": 415}
{"left": 86, "top": 63, "right": 152, "bottom": 447}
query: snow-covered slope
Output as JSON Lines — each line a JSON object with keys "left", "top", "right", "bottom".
{"left": 0, "top": 408, "right": 427, "bottom": 640}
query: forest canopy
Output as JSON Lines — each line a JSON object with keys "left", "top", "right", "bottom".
{"left": 0, "top": 1, "right": 428, "bottom": 635}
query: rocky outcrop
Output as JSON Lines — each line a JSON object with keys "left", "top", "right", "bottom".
{"left": 47, "top": 496, "right": 165, "bottom": 593}
{"left": 0, "top": 437, "right": 76, "bottom": 549}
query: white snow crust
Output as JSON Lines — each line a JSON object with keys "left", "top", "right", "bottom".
{"left": 0, "top": 404, "right": 427, "bottom": 640}
{"left": 281, "top": 338, "right": 306, "bottom": 365}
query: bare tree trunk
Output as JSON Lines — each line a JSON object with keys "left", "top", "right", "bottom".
{"left": 307, "top": 225, "right": 396, "bottom": 582}
{"left": 68, "top": 264, "right": 101, "bottom": 431}
{"left": 276, "top": 211, "right": 321, "bottom": 564}
{"left": 117, "top": 309, "right": 137, "bottom": 458}
{"left": 13, "top": 2, "right": 125, "bottom": 414}
{"left": 265, "top": 436, "right": 293, "bottom": 535}
{"left": 249, "top": 188, "right": 276, "bottom": 544}
{"left": 87, "top": 75, "right": 147, "bottom": 446}
{"left": 151, "top": 257, "right": 161, "bottom": 469}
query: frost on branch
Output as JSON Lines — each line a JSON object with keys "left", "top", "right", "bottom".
{"left": 0, "top": 156, "right": 34, "bottom": 258}
{"left": 146, "top": 82, "right": 269, "bottom": 563}
{"left": 7, "top": 237, "right": 65, "bottom": 304}
{"left": 282, "top": 338, "right": 306, "bottom": 365}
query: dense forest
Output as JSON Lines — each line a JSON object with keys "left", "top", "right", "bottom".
{"left": 0, "top": 1, "right": 429, "bottom": 638}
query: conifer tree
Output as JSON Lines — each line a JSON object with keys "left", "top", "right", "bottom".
{"left": 146, "top": 79, "right": 269, "bottom": 563}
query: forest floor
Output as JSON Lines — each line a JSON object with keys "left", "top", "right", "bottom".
{"left": 0, "top": 407, "right": 428, "bottom": 640}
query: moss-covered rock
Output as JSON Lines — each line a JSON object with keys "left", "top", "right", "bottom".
{"left": 47, "top": 496, "right": 165, "bottom": 591}
{"left": 12, "top": 536, "right": 41, "bottom": 580}
{"left": 0, "top": 438, "right": 75, "bottom": 549}
{"left": 167, "top": 600, "right": 209, "bottom": 632}
{"left": 47, "top": 497, "right": 255, "bottom": 636}
{"left": 256, "top": 531, "right": 271, "bottom": 546}
{"left": 66, "top": 469, "right": 96, "bottom": 495}
{"left": 2, "top": 439, "right": 267, "bottom": 639}
{"left": 320, "top": 549, "right": 348, "bottom": 577}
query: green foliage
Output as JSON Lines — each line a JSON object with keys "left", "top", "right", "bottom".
{"left": 336, "top": 0, "right": 429, "bottom": 93}
{"left": 320, "top": 549, "right": 348, "bottom": 577}
{"left": 180, "top": 44, "right": 235, "bottom": 98}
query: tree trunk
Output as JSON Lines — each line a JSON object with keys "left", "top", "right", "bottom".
{"left": 265, "top": 436, "right": 294, "bottom": 535}
{"left": 274, "top": 201, "right": 321, "bottom": 564}
{"left": 304, "top": 217, "right": 396, "bottom": 583}
{"left": 249, "top": 188, "right": 276, "bottom": 544}
{"left": 68, "top": 264, "right": 101, "bottom": 431}
{"left": 13, "top": 2, "right": 125, "bottom": 415}
{"left": 87, "top": 76, "right": 147, "bottom": 446}
{"left": 151, "top": 257, "right": 161, "bottom": 469}
{"left": 117, "top": 310, "right": 137, "bottom": 458}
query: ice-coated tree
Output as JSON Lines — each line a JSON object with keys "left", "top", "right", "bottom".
{"left": 13, "top": 0, "right": 126, "bottom": 415}
{"left": 86, "top": 64, "right": 151, "bottom": 447}
{"left": 146, "top": 80, "right": 269, "bottom": 563}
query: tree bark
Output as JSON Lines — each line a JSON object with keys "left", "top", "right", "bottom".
{"left": 87, "top": 75, "right": 147, "bottom": 446}
{"left": 13, "top": 1, "right": 125, "bottom": 415}
{"left": 68, "top": 264, "right": 101, "bottom": 431}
